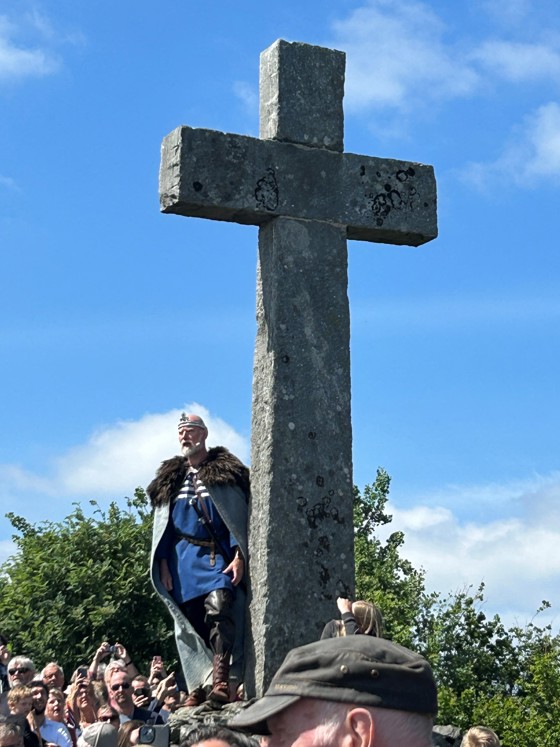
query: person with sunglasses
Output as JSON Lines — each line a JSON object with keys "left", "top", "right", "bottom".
{"left": 2, "top": 659, "right": 36, "bottom": 719}
{"left": 96, "top": 706, "right": 120, "bottom": 729}
{"left": 107, "top": 672, "right": 163, "bottom": 725}
{"left": 6, "top": 660, "right": 35, "bottom": 691}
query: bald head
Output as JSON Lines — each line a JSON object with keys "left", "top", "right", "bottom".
{"left": 178, "top": 412, "right": 208, "bottom": 463}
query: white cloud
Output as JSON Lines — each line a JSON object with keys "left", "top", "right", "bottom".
{"left": 0, "top": 539, "right": 16, "bottom": 568}
{"left": 471, "top": 40, "right": 560, "bottom": 82}
{"left": 463, "top": 102, "right": 560, "bottom": 189}
{"left": 382, "top": 472, "right": 560, "bottom": 625}
{"left": 0, "top": 405, "right": 250, "bottom": 515}
{"left": 0, "top": 14, "right": 59, "bottom": 81}
{"left": 327, "top": 0, "right": 479, "bottom": 113}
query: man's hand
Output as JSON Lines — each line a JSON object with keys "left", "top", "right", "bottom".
{"left": 94, "top": 642, "right": 112, "bottom": 662}
{"left": 0, "top": 642, "right": 10, "bottom": 666}
{"left": 159, "top": 559, "right": 173, "bottom": 591}
{"left": 154, "top": 673, "right": 177, "bottom": 704}
{"left": 223, "top": 556, "right": 244, "bottom": 586}
{"left": 337, "top": 597, "right": 353, "bottom": 615}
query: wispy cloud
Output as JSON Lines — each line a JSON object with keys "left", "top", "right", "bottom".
{"left": 471, "top": 40, "right": 560, "bottom": 82}
{"left": 0, "top": 174, "right": 20, "bottom": 191}
{"left": 0, "top": 406, "right": 250, "bottom": 530}
{"left": 463, "top": 101, "right": 560, "bottom": 189}
{"left": 233, "top": 80, "right": 259, "bottom": 115}
{"left": 382, "top": 471, "right": 560, "bottom": 624}
{"left": 328, "top": 0, "right": 479, "bottom": 113}
{"left": 0, "top": 14, "right": 59, "bottom": 82}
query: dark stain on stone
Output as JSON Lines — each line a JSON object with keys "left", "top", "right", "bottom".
{"left": 255, "top": 168, "right": 279, "bottom": 211}
{"left": 376, "top": 218, "right": 384, "bottom": 226}
{"left": 193, "top": 181, "right": 203, "bottom": 192}
{"left": 319, "top": 535, "right": 330, "bottom": 552}
{"left": 319, "top": 564, "right": 330, "bottom": 587}
{"left": 360, "top": 165, "right": 366, "bottom": 176}
{"left": 336, "top": 580, "right": 351, "bottom": 598}
{"left": 282, "top": 355, "right": 290, "bottom": 363}
{"left": 308, "top": 431, "right": 316, "bottom": 440}
{"left": 316, "top": 476, "right": 324, "bottom": 487}
{"left": 384, "top": 183, "right": 391, "bottom": 192}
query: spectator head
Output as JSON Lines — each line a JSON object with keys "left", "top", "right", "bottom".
{"left": 131, "top": 676, "right": 151, "bottom": 708}
{"left": 78, "top": 723, "right": 118, "bottom": 747}
{"left": 229, "top": 636, "right": 437, "bottom": 747}
{"left": 0, "top": 721, "right": 24, "bottom": 747}
{"left": 96, "top": 705, "right": 120, "bottom": 729}
{"left": 6, "top": 687, "right": 33, "bottom": 717}
{"left": 7, "top": 658, "right": 35, "bottom": 688}
{"left": 461, "top": 726, "right": 501, "bottom": 747}
{"left": 116, "top": 721, "right": 143, "bottom": 747}
{"left": 108, "top": 671, "right": 133, "bottom": 715}
{"left": 42, "top": 663, "right": 65, "bottom": 690}
{"left": 103, "top": 662, "right": 127, "bottom": 687}
{"left": 182, "top": 725, "right": 259, "bottom": 747}
{"left": 45, "top": 689, "right": 66, "bottom": 723}
{"left": 29, "top": 680, "right": 49, "bottom": 715}
{"left": 351, "top": 600, "right": 384, "bottom": 637}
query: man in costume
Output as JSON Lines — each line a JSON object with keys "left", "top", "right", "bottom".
{"left": 148, "top": 413, "right": 249, "bottom": 705}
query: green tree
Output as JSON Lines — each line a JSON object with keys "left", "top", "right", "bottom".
{"left": 354, "top": 472, "right": 560, "bottom": 747}
{"left": 0, "top": 489, "right": 175, "bottom": 676}
{"left": 353, "top": 468, "right": 434, "bottom": 646}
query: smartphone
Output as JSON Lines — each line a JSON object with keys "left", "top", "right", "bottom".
{"left": 138, "top": 725, "right": 169, "bottom": 747}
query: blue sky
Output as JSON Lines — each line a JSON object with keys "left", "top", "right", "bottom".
{"left": 1, "top": 0, "right": 560, "bottom": 630}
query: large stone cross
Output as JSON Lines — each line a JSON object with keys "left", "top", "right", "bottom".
{"left": 159, "top": 39, "right": 437, "bottom": 696}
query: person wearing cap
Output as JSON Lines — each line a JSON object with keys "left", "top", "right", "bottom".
{"left": 77, "top": 722, "right": 118, "bottom": 747}
{"left": 229, "top": 636, "right": 437, "bottom": 747}
{"left": 148, "top": 412, "right": 249, "bottom": 706}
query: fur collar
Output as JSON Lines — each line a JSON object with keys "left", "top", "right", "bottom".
{"left": 147, "top": 446, "right": 250, "bottom": 507}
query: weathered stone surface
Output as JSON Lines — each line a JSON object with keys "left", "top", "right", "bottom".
{"left": 158, "top": 37, "right": 438, "bottom": 698}
{"left": 246, "top": 217, "right": 353, "bottom": 695}
{"left": 260, "top": 39, "right": 345, "bottom": 151}
{"left": 160, "top": 126, "right": 437, "bottom": 246}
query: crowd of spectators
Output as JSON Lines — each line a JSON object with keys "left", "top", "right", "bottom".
{"left": 0, "top": 611, "right": 502, "bottom": 747}
{"left": 0, "top": 639, "right": 182, "bottom": 747}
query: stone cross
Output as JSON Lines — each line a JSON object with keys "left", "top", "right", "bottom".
{"left": 159, "top": 39, "right": 437, "bottom": 696}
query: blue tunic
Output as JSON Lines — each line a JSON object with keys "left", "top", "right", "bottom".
{"left": 156, "top": 474, "right": 238, "bottom": 603}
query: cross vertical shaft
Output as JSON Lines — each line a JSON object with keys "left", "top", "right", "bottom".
{"left": 246, "top": 42, "right": 354, "bottom": 696}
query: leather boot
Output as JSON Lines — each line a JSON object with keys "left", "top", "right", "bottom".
{"left": 209, "top": 652, "right": 230, "bottom": 703}
{"left": 183, "top": 685, "right": 206, "bottom": 708}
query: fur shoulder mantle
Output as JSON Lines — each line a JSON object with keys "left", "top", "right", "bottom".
{"left": 147, "top": 446, "right": 250, "bottom": 507}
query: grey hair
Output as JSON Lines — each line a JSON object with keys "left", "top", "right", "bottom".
{"left": 41, "top": 662, "right": 64, "bottom": 677}
{"left": 7, "top": 657, "right": 35, "bottom": 681}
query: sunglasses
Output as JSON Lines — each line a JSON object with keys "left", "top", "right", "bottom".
{"left": 110, "top": 682, "right": 131, "bottom": 691}
{"left": 9, "top": 667, "right": 29, "bottom": 675}
{"left": 99, "top": 715, "right": 120, "bottom": 722}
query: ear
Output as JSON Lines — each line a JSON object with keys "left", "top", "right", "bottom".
{"left": 345, "top": 707, "right": 375, "bottom": 747}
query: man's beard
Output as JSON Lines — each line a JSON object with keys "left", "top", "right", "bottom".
{"left": 181, "top": 441, "right": 203, "bottom": 457}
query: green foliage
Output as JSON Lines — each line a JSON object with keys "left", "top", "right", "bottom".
{"left": 353, "top": 468, "right": 433, "bottom": 646}
{"left": 0, "top": 489, "right": 176, "bottom": 676}
{"left": 354, "top": 472, "right": 560, "bottom": 747}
